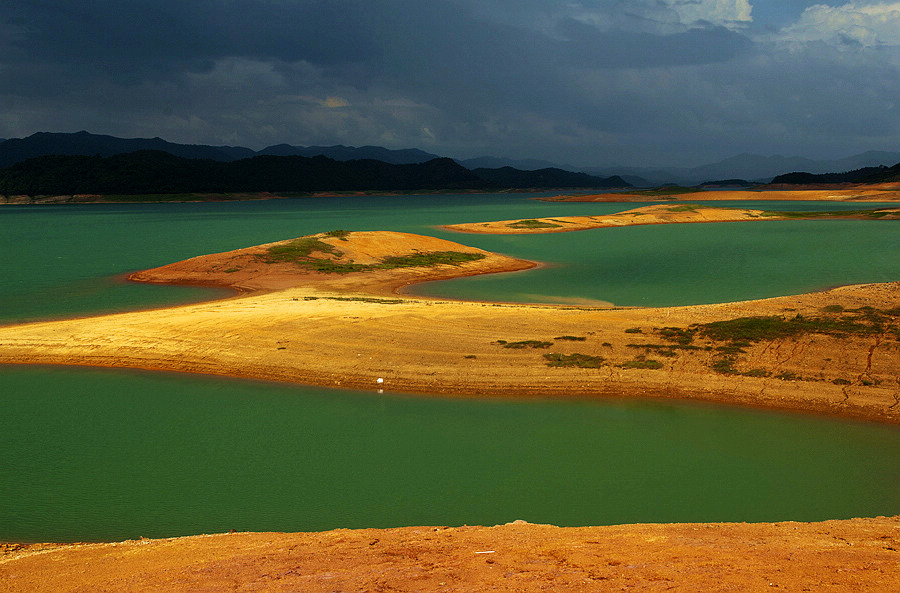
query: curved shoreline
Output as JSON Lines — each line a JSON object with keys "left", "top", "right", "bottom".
{"left": 1, "top": 230, "right": 898, "bottom": 425}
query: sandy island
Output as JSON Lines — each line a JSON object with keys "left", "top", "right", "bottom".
{"left": 444, "top": 202, "right": 900, "bottom": 234}
{"left": 2, "top": 207, "right": 899, "bottom": 591}
{"left": 545, "top": 184, "right": 900, "bottom": 203}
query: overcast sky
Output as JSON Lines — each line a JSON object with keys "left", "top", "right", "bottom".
{"left": 2, "top": 1, "right": 899, "bottom": 167}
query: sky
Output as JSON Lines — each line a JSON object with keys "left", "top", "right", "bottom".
{"left": 1, "top": 1, "right": 899, "bottom": 167}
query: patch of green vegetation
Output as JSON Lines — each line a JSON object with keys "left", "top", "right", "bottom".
{"left": 625, "top": 344, "right": 678, "bottom": 358}
{"left": 543, "top": 353, "right": 605, "bottom": 368}
{"left": 378, "top": 251, "right": 485, "bottom": 268}
{"left": 648, "top": 347, "right": 678, "bottom": 357}
{"left": 821, "top": 304, "right": 844, "bottom": 313}
{"left": 697, "top": 313, "right": 880, "bottom": 343}
{"left": 761, "top": 208, "right": 894, "bottom": 219}
{"left": 260, "top": 236, "right": 486, "bottom": 275}
{"left": 663, "top": 204, "right": 702, "bottom": 212}
{"left": 223, "top": 267, "right": 241, "bottom": 273}
{"left": 261, "top": 237, "right": 342, "bottom": 263}
{"left": 630, "top": 186, "right": 698, "bottom": 197}
{"left": 626, "top": 343, "right": 689, "bottom": 357}
{"left": 501, "top": 340, "right": 554, "bottom": 349}
{"left": 832, "top": 378, "right": 852, "bottom": 385}
{"left": 506, "top": 219, "right": 563, "bottom": 229}
{"left": 656, "top": 326, "right": 696, "bottom": 345}
{"left": 296, "top": 295, "right": 404, "bottom": 304}
{"left": 620, "top": 356, "right": 664, "bottom": 370}
{"left": 329, "top": 296, "right": 406, "bottom": 304}
{"left": 554, "top": 335, "right": 587, "bottom": 341}
{"left": 305, "top": 260, "right": 370, "bottom": 274}
{"left": 711, "top": 357, "right": 740, "bottom": 375}
{"left": 624, "top": 327, "right": 643, "bottom": 334}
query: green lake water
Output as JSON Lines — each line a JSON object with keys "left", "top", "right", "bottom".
{"left": 1, "top": 194, "right": 900, "bottom": 541}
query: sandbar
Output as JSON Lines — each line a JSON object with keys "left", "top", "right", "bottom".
{"left": 444, "top": 202, "right": 900, "bottom": 234}
{"left": 547, "top": 184, "right": 900, "bottom": 203}
{"left": 1, "top": 227, "right": 897, "bottom": 424}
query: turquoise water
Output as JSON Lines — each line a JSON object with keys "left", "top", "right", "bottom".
{"left": 3, "top": 197, "right": 897, "bottom": 321}
{"left": 421, "top": 218, "right": 900, "bottom": 306}
{"left": 2, "top": 365, "right": 899, "bottom": 543}
{"left": 1, "top": 194, "right": 900, "bottom": 541}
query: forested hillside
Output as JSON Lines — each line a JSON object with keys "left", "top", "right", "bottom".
{"left": 0, "top": 151, "right": 486, "bottom": 195}
{"left": 0, "top": 151, "right": 631, "bottom": 196}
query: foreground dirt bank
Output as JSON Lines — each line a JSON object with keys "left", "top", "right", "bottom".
{"left": 3, "top": 517, "right": 899, "bottom": 592}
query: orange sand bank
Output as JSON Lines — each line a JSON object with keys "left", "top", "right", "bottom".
{"left": 4, "top": 518, "right": 900, "bottom": 593}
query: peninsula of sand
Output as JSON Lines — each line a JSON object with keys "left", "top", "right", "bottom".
{"left": 2, "top": 201, "right": 900, "bottom": 592}
{"left": 2, "top": 204, "right": 898, "bottom": 423}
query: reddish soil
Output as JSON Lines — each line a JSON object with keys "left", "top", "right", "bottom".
{"left": 3, "top": 518, "right": 900, "bottom": 592}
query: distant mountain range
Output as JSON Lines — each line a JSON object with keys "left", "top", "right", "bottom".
{"left": 0, "top": 131, "right": 255, "bottom": 167}
{"left": 583, "top": 151, "right": 900, "bottom": 186}
{"left": 0, "top": 151, "right": 486, "bottom": 195}
{"left": 0, "top": 153, "right": 630, "bottom": 197}
{"left": 1, "top": 131, "right": 897, "bottom": 189}
{"left": 771, "top": 163, "right": 900, "bottom": 185}
{"left": 0, "top": 131, "right": 450, "bottom": 169}
{"left": 258, "top": 143, "right": 441, "bottom": 165}
{"left": 0, "top": 132, "right": 628, "bottom": 193}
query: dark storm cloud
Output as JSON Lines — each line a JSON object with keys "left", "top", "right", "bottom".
{"left": 3, "top": 1, "right": 748, "bottom": 86}
{"left": 557, "top": 18, "right": 752, "bottom": 68}
{"left": 0, "top": 0, "right": 751, "bottom": 145}
{"left": 1, "top": 0, "right": 898, "bottom": 167}
{"left": 5, "top": 1, "right": 377, "bottom": 73}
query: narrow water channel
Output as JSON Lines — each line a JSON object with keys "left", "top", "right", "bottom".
{"left": 2, "top": 366, "right": 899, "bottom": 542}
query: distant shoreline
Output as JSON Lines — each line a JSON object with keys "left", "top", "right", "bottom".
{"left": 3, "top": 183, "right": 900, "bottom": 205}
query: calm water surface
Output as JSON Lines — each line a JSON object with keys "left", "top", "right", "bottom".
{"left": 1, "top": 194, "right": 899, "bottom": 541}
{"left": 2, "top": 365, "right": 899, "bottom": 543}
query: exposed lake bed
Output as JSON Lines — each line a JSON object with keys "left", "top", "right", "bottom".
{"left": 2, "top": 193, "right": 900, "bottom": 591}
